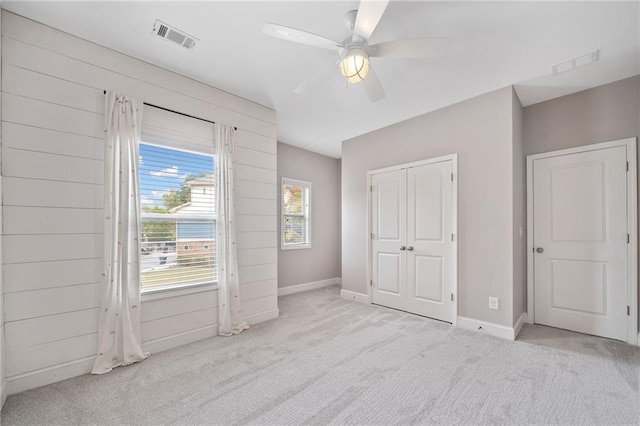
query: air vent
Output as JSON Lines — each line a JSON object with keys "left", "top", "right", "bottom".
{"left": 552, "top": 50, "right": 600, "bottom": 75}
{"left": 157, "top": 24, "right": 168, "bottom": 38}
{"left": 152, "top": 20, "right": 198, "bottom": 50}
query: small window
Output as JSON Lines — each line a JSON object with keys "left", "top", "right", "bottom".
{"left": 139, "top": 142, "right": 216, "bottom": 291}
{"left": 281, "top": 178, "right": 311, "bottom": 250}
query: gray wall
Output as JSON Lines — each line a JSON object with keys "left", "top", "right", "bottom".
{"left": 0, "top": 5, "right": 4, "bottom": 408}
{"left": 277, "top": 142, "right": 341, "bottom": 288}
{"left": 342, "top": 86, "right": 518, "bottom": 327}
{"left": 523, "top": 75, "right": 639, "bottom": 156}
{"left": 523, "top": 75, "right": 640, "bottom": 328}
{"left": 512, "top": 89, "right": 526, "bottom": 324}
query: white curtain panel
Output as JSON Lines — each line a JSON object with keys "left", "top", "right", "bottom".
{"left": 216, "top": 124, "right": 250, "bottom": 336}
{"left": 92, "top": 92, "right": 149, "bottom": 374}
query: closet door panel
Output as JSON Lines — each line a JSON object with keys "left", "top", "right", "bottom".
{"left": 371, "top": 169, "right": 406, "bottom": 310}
{"left": 406, "top": 161, "right": 454, "bottom": 322}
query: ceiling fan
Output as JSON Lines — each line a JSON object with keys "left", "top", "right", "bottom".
{"left": 263, "top": 0, "right": 451, "bottom": 102}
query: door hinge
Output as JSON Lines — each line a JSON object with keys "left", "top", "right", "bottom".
{"left": 627, "top": 305, "right": 630, "bottom": 316}
{"left": 627, "top": 161, "right": 629, "bottom": 171}
{"left": 370, "top": 185, "right": 373, "bottom": 192}
{"left": 371, "top": 232, "right": 375, "bottom": 239}
{"left": 451, "top": 173, "right": 454, "bottom": 181}
{"left": 451, "top": 293, "right": 454, "bottom": 302}
{"left": 628, "top": 234, "right": 630, "bottom": 244}
{"left": 451, "top": 233, "right": 455, "bottom": 242}
{"left": 370, "top": 279, "right": 373, "bottom": 287}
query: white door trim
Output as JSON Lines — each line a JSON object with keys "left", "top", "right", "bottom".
{"left": 366, "top": 154, "right": 458, "bottom": 325}
{"left": 526, "top": 138, "right": 638, "bottom": 345}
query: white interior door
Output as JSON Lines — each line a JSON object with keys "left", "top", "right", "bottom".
{"left": 371, "top": 159, "right": 455, "bottom": 323}
{"left": 371, "top": 169, "right": 406, "bottom": 311}
{"left": 406, "top": 162, "right": 454, "bottom": 322}
{"left": 533, "top": 146, "right": 628, "bottom": 341}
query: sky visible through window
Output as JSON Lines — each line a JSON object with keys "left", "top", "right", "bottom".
{"left": 139, "top": 143, "right": 215, "bottom": 210}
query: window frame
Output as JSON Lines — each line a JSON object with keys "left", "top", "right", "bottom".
{"left": 281, "top": 177, "right": 312, "bottom": 250}
{"left": 138, "top": 141, "right": 218, "bottom": 295}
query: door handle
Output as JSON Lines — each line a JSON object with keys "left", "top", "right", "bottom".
{"left": 407, "top": 246, "right": 414, "bottom": 251}
{"left": 400, "top": 246, "right": 406, "bottom": 251}
{"left": 536, "top": 247, "right": 544, "bottom": 253}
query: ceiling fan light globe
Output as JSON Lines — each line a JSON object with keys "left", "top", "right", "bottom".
{"left": 340, "top": 53, "right": 370, "bottom": 84}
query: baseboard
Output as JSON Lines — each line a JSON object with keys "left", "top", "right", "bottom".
{"left": 6, "top": 356, "right": 95, "bottom": 396}
{"left": 336, "top": 278, "right": 342, "bottom": 285}
{"left": 340, "top": 289, "right": 369, "bottom": 304}
{"left": 457, "top": 316, "right": 517, "bottom": 341}
{"left": 513, "top": 312, "right": 527, "bottom": 339}
{"left": 278, "top": 278, "right": 340, "bottom": 296}
{"left": 143, "top": 325, "right": 218, "bottom": 354}
{"left": 245, "top": 308, "right": 279, "bottom": 325}
{"left": 1, "top": 379, "right": 7, "bottom": 408}
{"left": 526, "top": 311, "right": 535, "bottom": 324}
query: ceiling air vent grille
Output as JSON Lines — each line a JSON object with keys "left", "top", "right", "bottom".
{"left": 552, "top": 50, "right": 600, "bottom": 74}
{"left": 183, "top": 38, "right": 196, "bottom": 50}
{"left": 152, "top": 20, "right": 198, "bottom": 50}
{"left": 157, "top": 23, "right": 168, "bottom": 38}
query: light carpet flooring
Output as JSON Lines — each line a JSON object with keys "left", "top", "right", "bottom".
{"left": 1, "top": 285, "right": 639, "bottom": 425}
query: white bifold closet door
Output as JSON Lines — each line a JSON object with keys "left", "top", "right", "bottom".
{"left": 371, "top": 160, "right": 454, "bottom": 323}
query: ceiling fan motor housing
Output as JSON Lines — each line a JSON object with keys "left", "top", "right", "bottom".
{"left": 343, "top": 10, "right": 358, "bottom": 30}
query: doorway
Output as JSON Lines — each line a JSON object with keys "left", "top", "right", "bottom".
{"left": 368, "top": 154, "right": 458, "bottom": 323}
{"left": 526, "top": 138, "right": 638, "bottom": 344}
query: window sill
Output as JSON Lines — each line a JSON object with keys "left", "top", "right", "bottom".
{"left": 281, "top": 244, "right": 311, "bottom": 251}
{"left": 141, "top": 281, "right": 219, "bottom": 302}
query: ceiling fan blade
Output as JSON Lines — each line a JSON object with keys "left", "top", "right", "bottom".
{"left": 352, "top": 0, "right": 390, "bottom": 42}
{"left": 362, "top": 67, "right": 385, "bottom": 102}
{"left": 370, "top": 38, "right": 452, "bottom": 58}
{"left": 294, "top": 64, "right": 340, "bottom": 95}
{"left": 263, "top": 23, "right": 342, "bottom": 51}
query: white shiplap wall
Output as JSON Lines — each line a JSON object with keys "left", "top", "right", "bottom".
{"left": 1, "top": 11, "right": 278, "bottom": 395}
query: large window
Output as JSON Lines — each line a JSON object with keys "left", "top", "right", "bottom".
{"left": 281, "top": 178, "right": 311, "bottom": 250}
{"left": 139, "top": 142, "right": 216, "bottom": 291}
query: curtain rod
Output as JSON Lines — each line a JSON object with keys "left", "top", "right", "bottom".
{"left": 104, "top": 90, "right": 237, "bottom": 131}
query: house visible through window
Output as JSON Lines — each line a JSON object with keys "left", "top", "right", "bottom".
{"left": 281, "top": 178, "right": 311, "bottom": 249}
{"left": 139, "top": 142, "right": 216, "bottom": 290}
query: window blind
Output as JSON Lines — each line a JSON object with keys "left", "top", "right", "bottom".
{"left": 140, "top": 107, "right": 217, "bottom": 290}
{"left": 142, "top": 104, "right": 214, "bottom": 153}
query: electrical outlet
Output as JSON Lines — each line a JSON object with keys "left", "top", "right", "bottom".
{"left": 489, "top": 297, "right": 499, "bottom": 310}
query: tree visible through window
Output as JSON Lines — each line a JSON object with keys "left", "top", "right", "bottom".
{"left": 282, "top": 178, "right": 311, "bottom": 249}
{"left": 139, "top": 143, "right": 216, "bottom": 290}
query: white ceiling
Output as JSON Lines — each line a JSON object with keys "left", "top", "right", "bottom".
{"left": 4, "top": 1, "right": 639, "bottom": 158}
